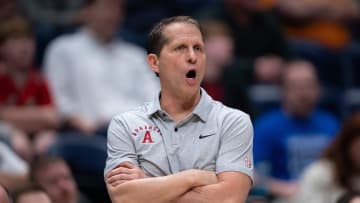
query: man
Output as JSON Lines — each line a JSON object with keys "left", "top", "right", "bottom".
{"left": 0, "top": 15, "right": 59, "bottom": 161}
{"left": 44, "top": 0, "right": 159, "bottom": 136}
{"left": 44, "top": 1, "right": 158, "bottom": 200}
{"left": 105, "top": 16, "right": 254, "bottom": 203}
{"left": 197, "top": 0, "right": 293, "bottom": 114}
{"left": 253, "top": 60, "right": 339, "bottom": 201}
{"left": 30, "top": 156, "right": 91, "bottom": 203}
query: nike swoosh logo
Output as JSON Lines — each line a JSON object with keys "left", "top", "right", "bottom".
{"left": 199, "top": 134, "right": 214, "bottom": 139}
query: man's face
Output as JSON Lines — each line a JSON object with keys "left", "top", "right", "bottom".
{"left": 0, "top": 36, "right": 34, "bottom": 70}
{"left": 36, "top": 161, "right": 78, "bottom": 203}
{"left": 283, "top": 63, "right": 320, "bottom": 118}
{"left": 87, "top": 0, "right": 123, "bottom": 42}
{"left": 155, "top": 22, "right": 206, "bottom": 97}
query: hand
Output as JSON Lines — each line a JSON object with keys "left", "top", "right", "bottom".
{"left": 106, "top": 162, "right": 148, "bottom": 187}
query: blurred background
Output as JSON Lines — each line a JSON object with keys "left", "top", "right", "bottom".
{"left": 0, "top": 0, "right": 359, "bottom": 203}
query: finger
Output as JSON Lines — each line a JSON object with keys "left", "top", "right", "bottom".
{"left": 106, "top": 166, "right": 132, "bottom": 179}
{"left": 119, "top": 161, "right": 136, "bottom": 169}
{"left": 111, "top": 180, "right": 128, "bottom": 187}
{"left": 107, "top": 173, "right": 133, "bottom": 184}
{"left": 113, "top": 166, "right": 132, "bottom": 174}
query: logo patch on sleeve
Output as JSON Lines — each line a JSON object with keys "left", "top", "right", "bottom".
{"left": 245, "top": 157, "right": 252, "bottom": 168}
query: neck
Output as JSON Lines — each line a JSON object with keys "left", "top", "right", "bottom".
{"left": 160, "top": 89, "right": 201, "bottom": 122}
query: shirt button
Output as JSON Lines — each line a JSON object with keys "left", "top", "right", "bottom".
{"left": 174, "top": 128, "right": 178, "bottom": 132}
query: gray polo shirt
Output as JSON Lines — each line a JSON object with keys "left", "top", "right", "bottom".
{"left": 104, "top": 89, "right": 254, "bottom": 181}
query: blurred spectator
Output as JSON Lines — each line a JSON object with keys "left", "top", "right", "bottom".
{"left": 275, "top": 0, "right": 360, "bottom": 87}
{"left": 44, "top": 0, "right": 159, "bottom": 137}
{"left": 253, "top": 59, "right": 339, "bottom": 201}
{"left": 197, "top": 0, "right": 292, "bottom": 113}
{"left": 276, "top": 0, "right": 360, "bottom": 50}
{"left": 16, "top": 0, "right": 89, "bottom": 65}
{"left": 41, "top": 0, "right": 150, "bottom": 192}
{"left": 0, "top": 16, "right": 59, "bottom": 162}
{"left": 43, "top": 2, "right": 146, "bottom": 199}
{"left": 200, "top": 19, "right": 234, "bottom": 101}
{"left": 46, "top": 134, "right": 108, "bottom": 203}
{"left": 30, "top": 156, "right": 91, "bottom": 203}
{"left": 337, "top": 192, "right": 360, "bottom": 203}
{"left": 13, "top": 184, "right": 52, "bottom": 203}
{"left": 0, "top": 183, "right": 11, "bottom": 203}
{"left": 292, "top": 111, "right": 360, "bottom": 203}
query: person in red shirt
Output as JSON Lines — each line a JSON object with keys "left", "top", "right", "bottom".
{"left": 200, "top": 19, "right": 232, "bottom": 102}
{"left": 0, "top": 16, "right": 59, "bottom": 162}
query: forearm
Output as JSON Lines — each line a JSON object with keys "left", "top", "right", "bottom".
{"left": 107, "top": 169, "right": 216, "bottom": 203}
{"left": 0, "top": 106, "right": 59, "bottom": 132}
{"left": 175, "top": 172, "right": 251, "bottom": 203}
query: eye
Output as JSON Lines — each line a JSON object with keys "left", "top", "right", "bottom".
{"left": 175, "top": 45, "right": 186, "bottom": 51}
{"left": 194, "top": 45, "right": 203, "bottom": 52}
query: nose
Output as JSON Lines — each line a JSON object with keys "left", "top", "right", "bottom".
{"left": 187, "top": 48, "right": 197, "bottom": 64}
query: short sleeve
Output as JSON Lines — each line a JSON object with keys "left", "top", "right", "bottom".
{"left": 216, "top": 112, "right": 254, "bottom": 182}
{"left": 104, "top": 115, "right": 138, "bottom": 176}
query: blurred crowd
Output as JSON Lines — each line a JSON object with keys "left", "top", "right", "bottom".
{"left": 0, "top": 0, "right": 359, "bottom": 202}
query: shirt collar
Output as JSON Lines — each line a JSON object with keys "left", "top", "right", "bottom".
{"left": 192, "top": 88, "right": 213, "bottom": 122}
{"left": 146, "top": 88, "right": 213, "bottom": 122}
{"left": 146, "top": 92, "right": 162, "bottom": 117}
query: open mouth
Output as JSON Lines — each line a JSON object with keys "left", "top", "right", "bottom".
{"left": 186, "top": 70, "right": 196, "bottom": 79}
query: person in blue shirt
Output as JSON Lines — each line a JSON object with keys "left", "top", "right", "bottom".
{"left": 253, "top": 59, "right": 340, "bottom": 201}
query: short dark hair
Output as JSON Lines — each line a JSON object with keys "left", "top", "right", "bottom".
{"left": 322, "top": 111, "right": 360, "bottom": 191}
{"left": 147, "top": 16, "right": 203, "bottom": 56}
{"left": 30, "top": 156, "right": 67, "bottom": 183}
{"left": 0, "top": 15, "right": 33, "bottom": 45}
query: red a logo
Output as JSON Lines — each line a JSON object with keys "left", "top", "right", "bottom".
{"left": 142, "top": 131, "right": 153, "bottom": 143}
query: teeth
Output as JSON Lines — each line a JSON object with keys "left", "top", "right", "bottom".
{"left": 186, "top": 70, "right": 196, "bottom": 78}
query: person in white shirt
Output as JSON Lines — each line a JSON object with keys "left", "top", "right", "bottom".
{"left": 44, "top": 0, "right": 159, "bottom": 136}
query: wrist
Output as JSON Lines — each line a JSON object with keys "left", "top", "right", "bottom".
{"left": 185, "top": 169, "right": 217, "bottom": 187}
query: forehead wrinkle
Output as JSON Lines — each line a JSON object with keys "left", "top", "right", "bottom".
{"left": 162, "top": 22, "right": 203, "bottom": 45}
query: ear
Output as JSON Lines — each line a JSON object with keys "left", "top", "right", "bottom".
{"left": 147, "top": 53, "right": 160, "bottom": 75}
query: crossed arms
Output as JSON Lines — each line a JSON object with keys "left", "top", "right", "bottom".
{"left": 105, "top": 162, "right": 252, "bottom": 203}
